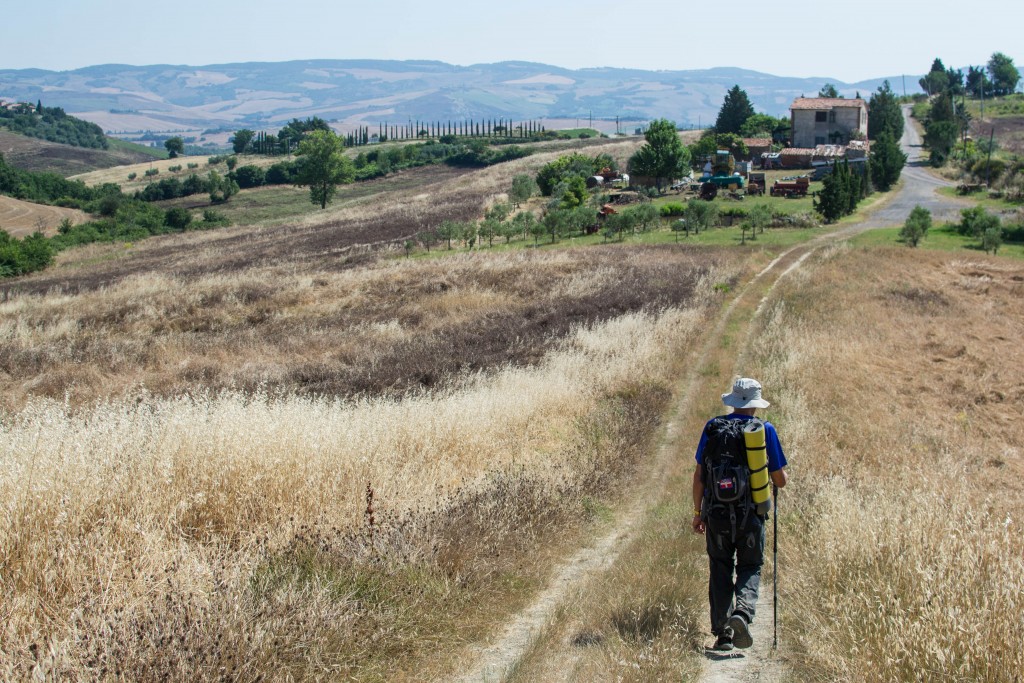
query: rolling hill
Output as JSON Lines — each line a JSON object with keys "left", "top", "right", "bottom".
{"left": 0, "top": 130, "right": 161, "bottom": 176}
{"left": 0, "top": 60, "right": 920, "bottom": 139}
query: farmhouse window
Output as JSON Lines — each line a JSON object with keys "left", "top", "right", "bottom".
{"left": 829, "top": 111, "right": 836, "bottom": 123}
{"left": 815, "top": 111, "right": 827, "bottom": 122}
{"left": 815, "top": 136, "right": 826, "bottom": 145}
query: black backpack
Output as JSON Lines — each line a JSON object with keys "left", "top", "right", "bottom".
{"left": 701, "top": 417, "right": 756, "bottom": 538}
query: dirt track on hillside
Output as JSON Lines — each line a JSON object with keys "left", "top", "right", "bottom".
{"left": 455, "top": 105, "right": 963, "bottom": 683}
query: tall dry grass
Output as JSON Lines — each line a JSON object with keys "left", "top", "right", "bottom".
{"left": 0, "top": 246, "right": 720, "bottom": 409}
{"left": 0, "top": 252, "right": 732, "bottom": 680}
{"left": 753, "top": 244, "right": 1024, "bottom": 681}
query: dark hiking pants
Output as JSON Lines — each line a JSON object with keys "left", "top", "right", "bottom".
{"left": 706, "top": 514, "right": 765, "bottom": 636}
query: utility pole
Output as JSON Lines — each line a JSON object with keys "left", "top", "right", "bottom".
{"left": 986, "top": 127, "right": 995, "bottom": 187}
{"left": 902, "top": 75, "right": 906, "bottom": 98}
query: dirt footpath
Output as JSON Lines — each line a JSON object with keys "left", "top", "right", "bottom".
{"left": 0, "top": 195, "right": 88, "bottom": 238}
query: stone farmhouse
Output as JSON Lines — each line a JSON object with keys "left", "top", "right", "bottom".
{"left": 790, "top": 97, "right": 869, "bottom": 148}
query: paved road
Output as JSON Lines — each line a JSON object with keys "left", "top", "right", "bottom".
{"left": 857, "top": 105, "right": 969, "bottom": 228}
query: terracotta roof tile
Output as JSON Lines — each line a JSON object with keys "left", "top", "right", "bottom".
{"left": 790, "top": 97, "right": 867, "bottom": 110}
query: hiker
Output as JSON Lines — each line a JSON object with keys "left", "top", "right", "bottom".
{"left": 691, "top": 377, "right": 788, "bottom": 652}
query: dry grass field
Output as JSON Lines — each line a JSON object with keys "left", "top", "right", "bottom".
{"left": 0, "top": 195, "right": 88, "bottom": 237}
{"left": 0, "top": 245, "right": 740, "bottom": 681}
{"left": 757, "top": 245, "right": 1024, "bottom": 681}
{"left": 69, "top": 153, "right": 288, "bottom": 192}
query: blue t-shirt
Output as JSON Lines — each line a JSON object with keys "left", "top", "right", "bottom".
{"left": 694, "top": 414, "right": 787, "bottom": 472}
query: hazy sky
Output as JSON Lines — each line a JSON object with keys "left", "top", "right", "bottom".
{"left": 2, "top": 0, "right": 1018, "bottom": 82}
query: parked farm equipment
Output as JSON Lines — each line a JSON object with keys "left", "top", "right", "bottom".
{"left": 747, "top": 172, "right": 766, "bottom": 196}
{"left": 770, "top": 176, "right": 810, "bottom": 198}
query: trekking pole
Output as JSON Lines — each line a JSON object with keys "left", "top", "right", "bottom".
{"left": 773, "top": 484, "right": 779, "bottom": 651}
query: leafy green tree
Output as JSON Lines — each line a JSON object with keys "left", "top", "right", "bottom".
{"left": 528, "top": 213, "right": 546, "bottom": 245}
{"left": 232, "top": 129, "right": 255, "bottom": 154}
{"left": 683, "top": 199, "right": 719, "bottom": 234}
{"left": 966, "top": 66, "right": 991, "bottom": 98}
{"left": 987, "top": 52, "right": 1021, "bottom": 96}
{"left": 739, "top": 114, "right": 788, "bottom": 139}
{"left": 868, "top": 80, "right": 904, "bottom": 141}
{"left": 416, "top": 229, "right": 438, "bottom": 252}
{"left": 956, "top": 206, "right": 1000, "bottom": 238}
{"left": 819, "top": 83, "right": 840, "bottom": 98}
{"left": 748, "top": 203, "right": 772, "bottom": 235}
{"left": 477, "top": 217, "right": 499, "bottom": 247}
{"left": 670, "top": 217, "right": 688, "bottom": 241}
{"left": 982, "top": 225, "right": 1003, "bottom": 254}
{"left": 924, "top": 94, "right": 958, "bottom": 166}
{"left": 869, "top": 130, "right": 908, "bottom": 191}
{"left": 816, "top": 161, "right": 853, "bottom": 222}
{"left": 207, "top": 169, "right": 238, "bottom": 204}
{"left": 543, "top": 208, "right": 571, "bottom": 243}
{"left": 164, "top": 137, "right": 184, "bottom": 158}
{"left": 510, "top": 174, "right": 538, "bottom": 208}
{"left": 627, "top": 119, "right": 691, "bottom": 192}
{"left": 293, "top": 130, "right": 355, "bottom": 209}
{"left": 919, "top": 58, "right": 949, "bottom": 96}
{"left": 626, "top": 202, "right": 660, "bottom": 233}
{"left": 436, "top": 220, "right": 460, "bottom": 250}
{"left": 535, "top": 153, "right": 595, "bottom": 196}
{"left": 164, "top": 207, "right": 192, "bottom": 230}
{"left": 233, "top": 165, "right": 265, "bottom": 189}
{"left": 900, "top": 205, "right": 931, "bottom": 247}
{"left": 689, "top": 133, "right": 749, "bottom": 166}
{"left": 278, "top": 117, "right": 331, "bottom": 151}
{"left": 714, "top": 85, "right": 755, "bottom": 135}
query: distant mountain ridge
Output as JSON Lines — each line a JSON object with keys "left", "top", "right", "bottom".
{"left": 0, "top": 59, "right": 922, "bottom": 136}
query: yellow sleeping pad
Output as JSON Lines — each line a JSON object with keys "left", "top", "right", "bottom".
{"left": 743, "top": 419, "right": 772, "bottom": 515}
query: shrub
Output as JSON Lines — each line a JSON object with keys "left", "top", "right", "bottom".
{"left": 233, "top": 165, "right": 265, "bottom": 189}
{"left": 127, "top": 172, "right": 137, "bottom": 180}
{"left": 971, "top": 158, "right": 1006, "bottom": 183}
{"left": 144, "top": 168, "right": 159, "bottom": 177}
{"left": 164, "top": 207, "right": 192, "bottom": 231}
{"left": 659, "top": 202, "right": 686, "bottom": 217}
{"left": 187, "top": 163, "right": 199, "bottom": 170}
{"left": 265, "top": 161, "right": 298, "bottom": 185}
{"left": 168, "top": 165, "right": 182, "bottom": 173}
{"left": 202, "top": 209, "right": 228, "bottom": 226}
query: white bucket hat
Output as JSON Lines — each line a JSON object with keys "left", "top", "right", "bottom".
{"left": 722, "top": 377, "right": 770, "bottom": 409}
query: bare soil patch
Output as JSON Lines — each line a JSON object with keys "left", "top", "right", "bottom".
{"left": 970, "top": 115, "right": 1024, "bottom": 155}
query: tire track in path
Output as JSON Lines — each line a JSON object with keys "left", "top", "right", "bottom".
{"left": 458, "top": 106, "right": 951, "bottom": 682}
{"left": 455, "top": 240, "right": 814, "bottom": 682}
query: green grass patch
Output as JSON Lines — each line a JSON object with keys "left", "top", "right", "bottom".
{"left": 851, "top": 223, "right": 1024, "bottom": 258}
{"left": 553, "top": 128, "right": 603, "bottom": 139}
{"left": 107, "top": 137, "right": 168, "bottom": 159}
{"left": 938, "top": 185, "right": 1023, "bottom": 212}
{"left": 963, "top": 93, "right": 1024, "bottom": 119}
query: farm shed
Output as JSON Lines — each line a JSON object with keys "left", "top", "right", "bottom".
{"left": 778, "top": 148, "right": 815, "bottom": 169}
{"left": 790, "top": 97, "right": 869, "bottom": 149}
{"left": 741, "top": 138, "right": 772, "bottom": 161}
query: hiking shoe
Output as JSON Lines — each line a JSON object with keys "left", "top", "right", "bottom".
{"left": 712, "top": 634, "right": 734, "bottom": 651}
{"left": 727, "top": 613, "right": 752, "bottom": 649}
